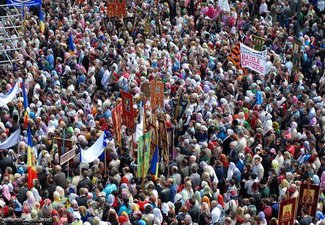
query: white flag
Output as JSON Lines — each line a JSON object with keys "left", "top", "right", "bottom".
{"left": 218, "top": 0, "right": 230, "bottom": 12}
{"left": 134, "top": 103, "right": 144, "bottom": 142}
{"left": 240, "top": 43, "right": 268, "bottom": 75}
{"left": 0, "top": 81, "right": 21, "bottom": 107}
{"left": 0, "top": 129, "right": 21, "bottom": 149}
{"left": 80, "top": 132, "right": 105, "bottom": 163}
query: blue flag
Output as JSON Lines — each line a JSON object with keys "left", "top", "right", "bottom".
{"left": 22, "top": 81, "right": 28, "bottom": 109}
{"left": 149, "top": 146, "right": 159, "bottom": 178}
{"left": 68, "top": 32, "right": 75, "bottom": 52}
{"left": 27, "top": 126, "right": 33, "bottom": 147}
{"left": 7, "top": 0, "right": 41, "bottom": 7}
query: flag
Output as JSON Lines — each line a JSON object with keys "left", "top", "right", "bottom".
{"left": 7, "top": 0, "right": 41, "bottom": 7}
{"left": 22, "top": 81, "right": 29, "bottom": 129}
{"left": 150, "top": 82, "right": 164, "bottom": 110}
{"left": 107, "top": 0, "right": 116, "bottom": 17}
{"left": 134, "top": 102, "right": 144, "bottom": 142}
{"left": 227, "top": 43, "right": 243, "bottom": 71}
{"left": 121, "top": 90, "right": 135, "bottom": 130}
{"left": 0, "top": 129, "right": 20, "bottom": 149}
{"left": 172, "top": 98, "right": 189, "bottom": 121}
{"left": 27, "top": 127, "right": 37, "bottom": 189}
{"left": 80, "top": 132, "right": 106, "bottom": 163}
{"left": 112, "top": 103, "right": 123, "bottom": 146}
{"left": 143, "top": 132, "right": 151, "bottom": 175}
{"left": 116, "top": 0, "right": 127, "bottom": 18}
{"left": 218, "top": 0, "right": 230, "bottom": 12}
{"left": 252, "top": 35, "right": 265, "bottom": 51}
{"left": 0, "top": 81, "right": 21, "bottom": 107}
{"left": 68, "top": 32, "right": 75, "bottom": 53}
{"left": 136, "top": 132, "right": 151, "bottom": 178}
{"left": 149, "top": 146, "right": 159, "bottom": 179}
{"left": 136, "top": 135, "right": 145, "bottom": 178}
{"left": 22, "top": 6, "right": 27, "bottom": 28}
{"left": 39, "top": 8, "right": 45, "bottom": 34}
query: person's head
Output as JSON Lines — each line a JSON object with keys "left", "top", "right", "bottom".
{"left": 167, "top": 178, "right": 174, "bottom": 186}
{"left": 55, "top": 165, "right": 62, "bottom": 173}
{"left": 301, "top": 206, "right": 309, "bottom": 216}
{"left": 270, "top": 194, "right": 278, "bottom": 202}
{"left": 82, "top": 169, "right": 89, "bottom": 178}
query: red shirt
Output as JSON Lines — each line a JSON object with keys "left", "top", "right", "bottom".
{"left": 137, "top": 200, "right": 149, "bottom": 212}
{"left": 263, "top": 206, "right": 273, "bottom": 221}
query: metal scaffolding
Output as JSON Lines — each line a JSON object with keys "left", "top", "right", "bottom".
{"left": 0, "top": 3, "right": 23, "bottom": 70}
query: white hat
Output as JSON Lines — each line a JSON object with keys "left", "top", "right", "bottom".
{"left": 72, "top": 211, "right": 81, "bottom": 220}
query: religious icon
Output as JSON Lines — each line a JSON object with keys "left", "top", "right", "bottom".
{"left": 303, "top": 189, "right": 315, "bottom": 205}
{"left": 282, "top": 204, "right": 292, "bottom": 221}
{"left": 125, "top": 99, "right": 130, "bottom": 112}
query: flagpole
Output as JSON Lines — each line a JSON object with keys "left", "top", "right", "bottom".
{"left": 104, "top": 146, "right": 107, "bottom": 177}
{"left": 141, "top": 98, "right": 146, "bottom": 191}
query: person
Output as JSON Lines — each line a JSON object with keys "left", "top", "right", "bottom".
{"left": 299, "top": 206, "right": 313, "bottom": 225}
{"left": 0, "top": 0, "right": 323, "bottom": 224}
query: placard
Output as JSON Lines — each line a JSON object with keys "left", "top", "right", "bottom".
{"left": 297, "top": 183, "right": 320, "bottom": 218}
{"left": 240, "top": 43, "right": 267, "bottom": 75}
{"left": 278, "top": 197, "right": 297, "bottom": 225}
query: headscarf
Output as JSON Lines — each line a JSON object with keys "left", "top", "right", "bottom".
{"left": 201, "top": 161, "right": 219, "bottom": 184}
{"left": 219, "top": 154, "right": 229, "bottom": 167}
{"left": 313, "top": 175, "right": 320, "bottom": 185}
{"left": 99, "top": 118, "right": 108, "bottom": 131}
{"left": 25, "top": 191, "right": 36, "bottom": 210}
{"left": 31, "top": 188, "right": 42, "bottom": 202}
{"left": 161, "top": 203, "right": 169, "bottom": 216}
{"left": 2, "top": 184, "right": 11, "bottom": 201}
{"left": 227, "top": 162, "right": 240, "bottom": 181}
{"left": 194, "top": 191, "right": 201, "bottom": 206}
{"left": 152, "top": 208, "right": 163, "bottom": 225}
{"left": 201, "top": 196, "right": 211, "bottom": 207}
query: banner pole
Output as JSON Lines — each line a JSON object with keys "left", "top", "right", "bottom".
{"left": 104, "top": 147, "right": 107, "bottom": 176}
{"left": 141, "top": 99, "right": 147, "bottom": 191}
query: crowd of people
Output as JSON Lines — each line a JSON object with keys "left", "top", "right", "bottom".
{"left": 0, "top": 0, "right": 324, "bottom": 224}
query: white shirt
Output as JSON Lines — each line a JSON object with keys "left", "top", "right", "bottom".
{"left": 211, "top": 206, "right": 221, "bottom": 224}
{"left": 259, "top": 2, "right": 268, "bottom": 15}
{"left": 285, "top": 61, "right": 293, "bottom": 74}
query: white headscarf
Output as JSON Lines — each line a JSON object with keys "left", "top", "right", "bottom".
{"left": 227, "top": 162, "right": 239, "bottom": 181}
{"left": 200, "top": 161, "right": 219, "bottom": 184}
{"left": 153, "top": 208, "right": 163, "bottom": 225}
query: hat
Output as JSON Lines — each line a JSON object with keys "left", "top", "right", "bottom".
{"left": 174, "top": 194, "right": 182, "bottom": 203}
{"left": 288, "top": 184, "right": 297, "bottom": 193}
{"left": 72, "top": 211, "right": 81, "bottom": 220}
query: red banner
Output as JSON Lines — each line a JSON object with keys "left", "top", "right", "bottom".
{"left": 116, "top": 0, "right": 127, "bottom": 18}
{"left": 278, "top": 197, "right": 297, "bottom": 225}
{"left": 107, "top": 0, "right": 117, "bottom": 17}
{"left": 112, "top": 102, "right": 123, "bottom": 146}
{"left": 150, "top": 82, "right": 164, "bottom": 110}
{"left": 121, "top": 90, "right": 135, "bottom": 130}
{"left": 297, "top": 183, "right": 320, "bottom": 218}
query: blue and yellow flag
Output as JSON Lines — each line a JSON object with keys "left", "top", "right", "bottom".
{"left": 149, "top": 146, "right": 159, "bottom": 179}
{"left": 39, "top": 8, "right": 45, "bottom": 34}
